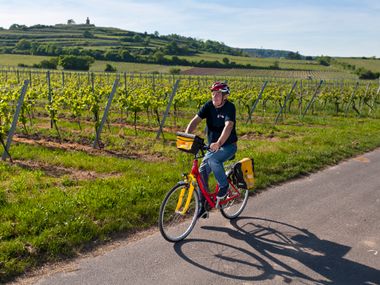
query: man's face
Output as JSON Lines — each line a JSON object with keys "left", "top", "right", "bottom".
{"left": 212, "top": 91, "right": 224, "bottom": 107}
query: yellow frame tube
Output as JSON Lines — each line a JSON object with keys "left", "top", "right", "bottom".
{"left": 175, "top": 175, "right": 195, "bottom": 215}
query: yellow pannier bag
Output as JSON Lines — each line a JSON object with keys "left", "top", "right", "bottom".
{"left": 232, "top": 158, "right": 255, "bottom": 190}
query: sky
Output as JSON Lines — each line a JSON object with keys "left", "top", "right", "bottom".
{"left": 1, "top": 0, "right": 379, "bottom": 57}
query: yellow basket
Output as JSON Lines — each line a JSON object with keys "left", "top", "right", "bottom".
{"left": 176, "top": 132, "right": 204, "bottom": 154}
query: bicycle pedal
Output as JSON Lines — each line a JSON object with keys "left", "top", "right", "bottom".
{"left": 215, "top": 195, "right": 227, "bottom": 209}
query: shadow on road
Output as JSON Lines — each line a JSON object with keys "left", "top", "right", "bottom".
{"left": 174, "top": 217, "right": 380, "bottom": 284}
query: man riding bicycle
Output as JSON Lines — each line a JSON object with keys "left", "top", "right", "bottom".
{"left": 185, "top": 81, "right": 238, "bottom": 218}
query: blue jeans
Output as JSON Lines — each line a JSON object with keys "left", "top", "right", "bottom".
{"left": 199, "top": 143, "right": 237, "bottom": 199}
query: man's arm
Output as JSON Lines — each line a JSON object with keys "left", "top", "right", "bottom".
{"left": 185, "top": 115, "right": 202, "bottom": 133}
{"left": 210, "top": 120, "right": 234, "bottom": 151}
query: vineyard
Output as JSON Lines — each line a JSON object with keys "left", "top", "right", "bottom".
{"left": 0, "top": 68, "right": 380, "bottom": 282}
{"left": 1, "top": 68, "right": 379, "bottom": 160}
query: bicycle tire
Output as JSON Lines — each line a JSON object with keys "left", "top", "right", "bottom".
{"left": 158, "top": 182, "right": 199, "bottom": 242}
{"left": 220, "top": 185, "right": 249, "bottom": 219}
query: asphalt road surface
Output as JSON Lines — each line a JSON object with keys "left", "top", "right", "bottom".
{"left": 19, "top": 149, "right": 380, "bottom": 285}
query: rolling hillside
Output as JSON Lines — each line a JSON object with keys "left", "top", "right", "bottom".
{"left": 0, "top": 22, "right": 378, "bottom": 79}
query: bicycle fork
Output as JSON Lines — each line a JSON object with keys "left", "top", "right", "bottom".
{"left": 175, "top": 174, "right": 196, "bottom": 215}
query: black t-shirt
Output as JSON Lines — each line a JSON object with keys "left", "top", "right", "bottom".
{"left": 197, "top": 100, "right": 237, "bottom": 146}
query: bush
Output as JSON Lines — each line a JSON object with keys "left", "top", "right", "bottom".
{"left": 37, "top": 58, "right": 58, "bottom": 69}
{"left": 83, "top": 30, "right": 94, "bottom": 38}
{"left": 316, "top": 56, "right": 332, "bottom": 66}
{"left": 58, "top": 55, "right": 95, "bottom": 71}
{"left": 169, "top": 68, "right": 181, "bottom": 75}
{"left": 104, "top": 63, "right": 116, "bottom": 72}
{"left": 356, "top": 68, "right": 380, "bottom": 80}
{"left": 15, "top": 39, "right": 31, "bottom": 50}
{"left": 270, "top": 60, "right": 280, "bottom": 69}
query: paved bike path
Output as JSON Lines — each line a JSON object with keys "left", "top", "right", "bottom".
{"left": 21, "top": 149, "right": 380, "bottom": 285}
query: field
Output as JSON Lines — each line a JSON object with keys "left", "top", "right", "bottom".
{"left": 176, "top": 52, "right": 337, "bottom": 70}
{"left": 0, "top": 54, "right": 358, "bottom": 79}
{"left": 0, "top": 70, "right": 379, "bottom": 282}
{"left": 181, "top": 67, "right": 358, "bottom": 79}
{"left": 0, "top": 54, "right": 50, "bottom": 67}
{"left": 0, "top": 54, "right": 193, "bottom": 73}
{"left": 335, "top": 57, "right": 380, "bottom": 73}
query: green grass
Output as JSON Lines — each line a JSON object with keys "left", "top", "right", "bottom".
{"left": 0, "top": 54, "right": 50, "bottom": 67}
{"left": 0, "top": 54, "right": 193, "bottom": 73}
{"left": 0, "top": 113, "right": 380, "bottom": 282}
{"left": 335, "top": 57, "right": 380, "bottom": 73}
{"left": 176, "top": 52, "right": 338, "bottom": 71}
{"left": 0, "top": 54, "right": 356, "bottom": 78}
{"left": 90, "top": 60, "right": 193, "bottom": 73}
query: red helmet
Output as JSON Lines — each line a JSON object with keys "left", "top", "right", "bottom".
{"left": 210, "top": 81, "right": 230, "bottom": 94}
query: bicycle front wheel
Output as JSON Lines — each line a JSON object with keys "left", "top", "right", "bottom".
{"left": 220, "top": 186, "right": 249, "bottom": 219}
{"left": 159, "top": 182, "right": 199, "bottom": 242}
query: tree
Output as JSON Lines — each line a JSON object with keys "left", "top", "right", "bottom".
{"left": 46, "top": 44, "right": 61, "bottom": 55}
{"left": 59, "top": 55, "right": 94, "bottom": 70}
{"left": 132, "top": 34, "right": 143, "bottom": 42}
{"left": 153, "top": 51, "right": 165, "bottom": 63}
{"left": 143, "top": 36, "right": 151, "bottom": 47}
{"left": 41, "top": 58, "right": 58, "bottom": 69}
{"left": 15, "top": 39, "right": 31, "bottom": 50}
{"left": 9, "top": 24, "right": 27, "bottom": 30}
{"left": 286, "top": 51, "right": 302, "bottom": 60}
{"left": 67, "top": 19, "right": 75, "bottom": 25}
{"left": 316, "top": 56, "right": 331, "bottom": 66}
{"left": 222, "top": 57, "right": 230, "bottom": 64}
{"left": 33, "top": 58, "right": 58, "bottom": 69}
{"left": 64, "top": 47, "right": 81, "bottom": 56}
{"left": 104, "top": 50, "right": 121, "bottom": 61}
{"left": 83, "top": 30, "right": 94, "bottom": 38}
{"left": 119, "top": 50, "right": 134, "bottom": 61}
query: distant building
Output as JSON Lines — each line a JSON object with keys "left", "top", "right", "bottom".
{"left": 86, "top": 17, "right": 90, "bottom": 25}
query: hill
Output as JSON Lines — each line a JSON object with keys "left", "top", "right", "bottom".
{"left": 242, "top": 48, "right": 309, "bottom": 59}
{"left": 1, "top": 22, "right": 378, "bottom": 79}
{"left": 0, "top": 22, "right": 252, "bottom": 69}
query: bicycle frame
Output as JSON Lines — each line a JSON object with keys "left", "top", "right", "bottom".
{"left": 178, "top": 157, "right": 242, "bottom": 214}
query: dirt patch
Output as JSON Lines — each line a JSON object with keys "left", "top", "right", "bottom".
{"left": 13, "top": 159, "right": 121, "bottom": 180}
{"left": 13, "top": 135, "right": 167, "bottom": 162}
{"left": 181, "top": 67, "right": 231, "bottom": 75}
{"left": 26, "top": 112, "right": 187, "bottom": 134}
{"left": 240, "top": 132, "right": 282, "bottom": 142}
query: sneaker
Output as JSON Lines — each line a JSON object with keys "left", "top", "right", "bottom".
{"left": 197, "top": 207, "right": 209, "bottom": 219}
{"left": 215, "top": 193, "right": 227, "bottom": 209}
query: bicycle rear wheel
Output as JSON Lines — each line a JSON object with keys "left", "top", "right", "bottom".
{"left": 159, "top": 182, "right": 199, "bottom": 242}
{"left": 220, "top": 184, "right": 249, "bottom": 219}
